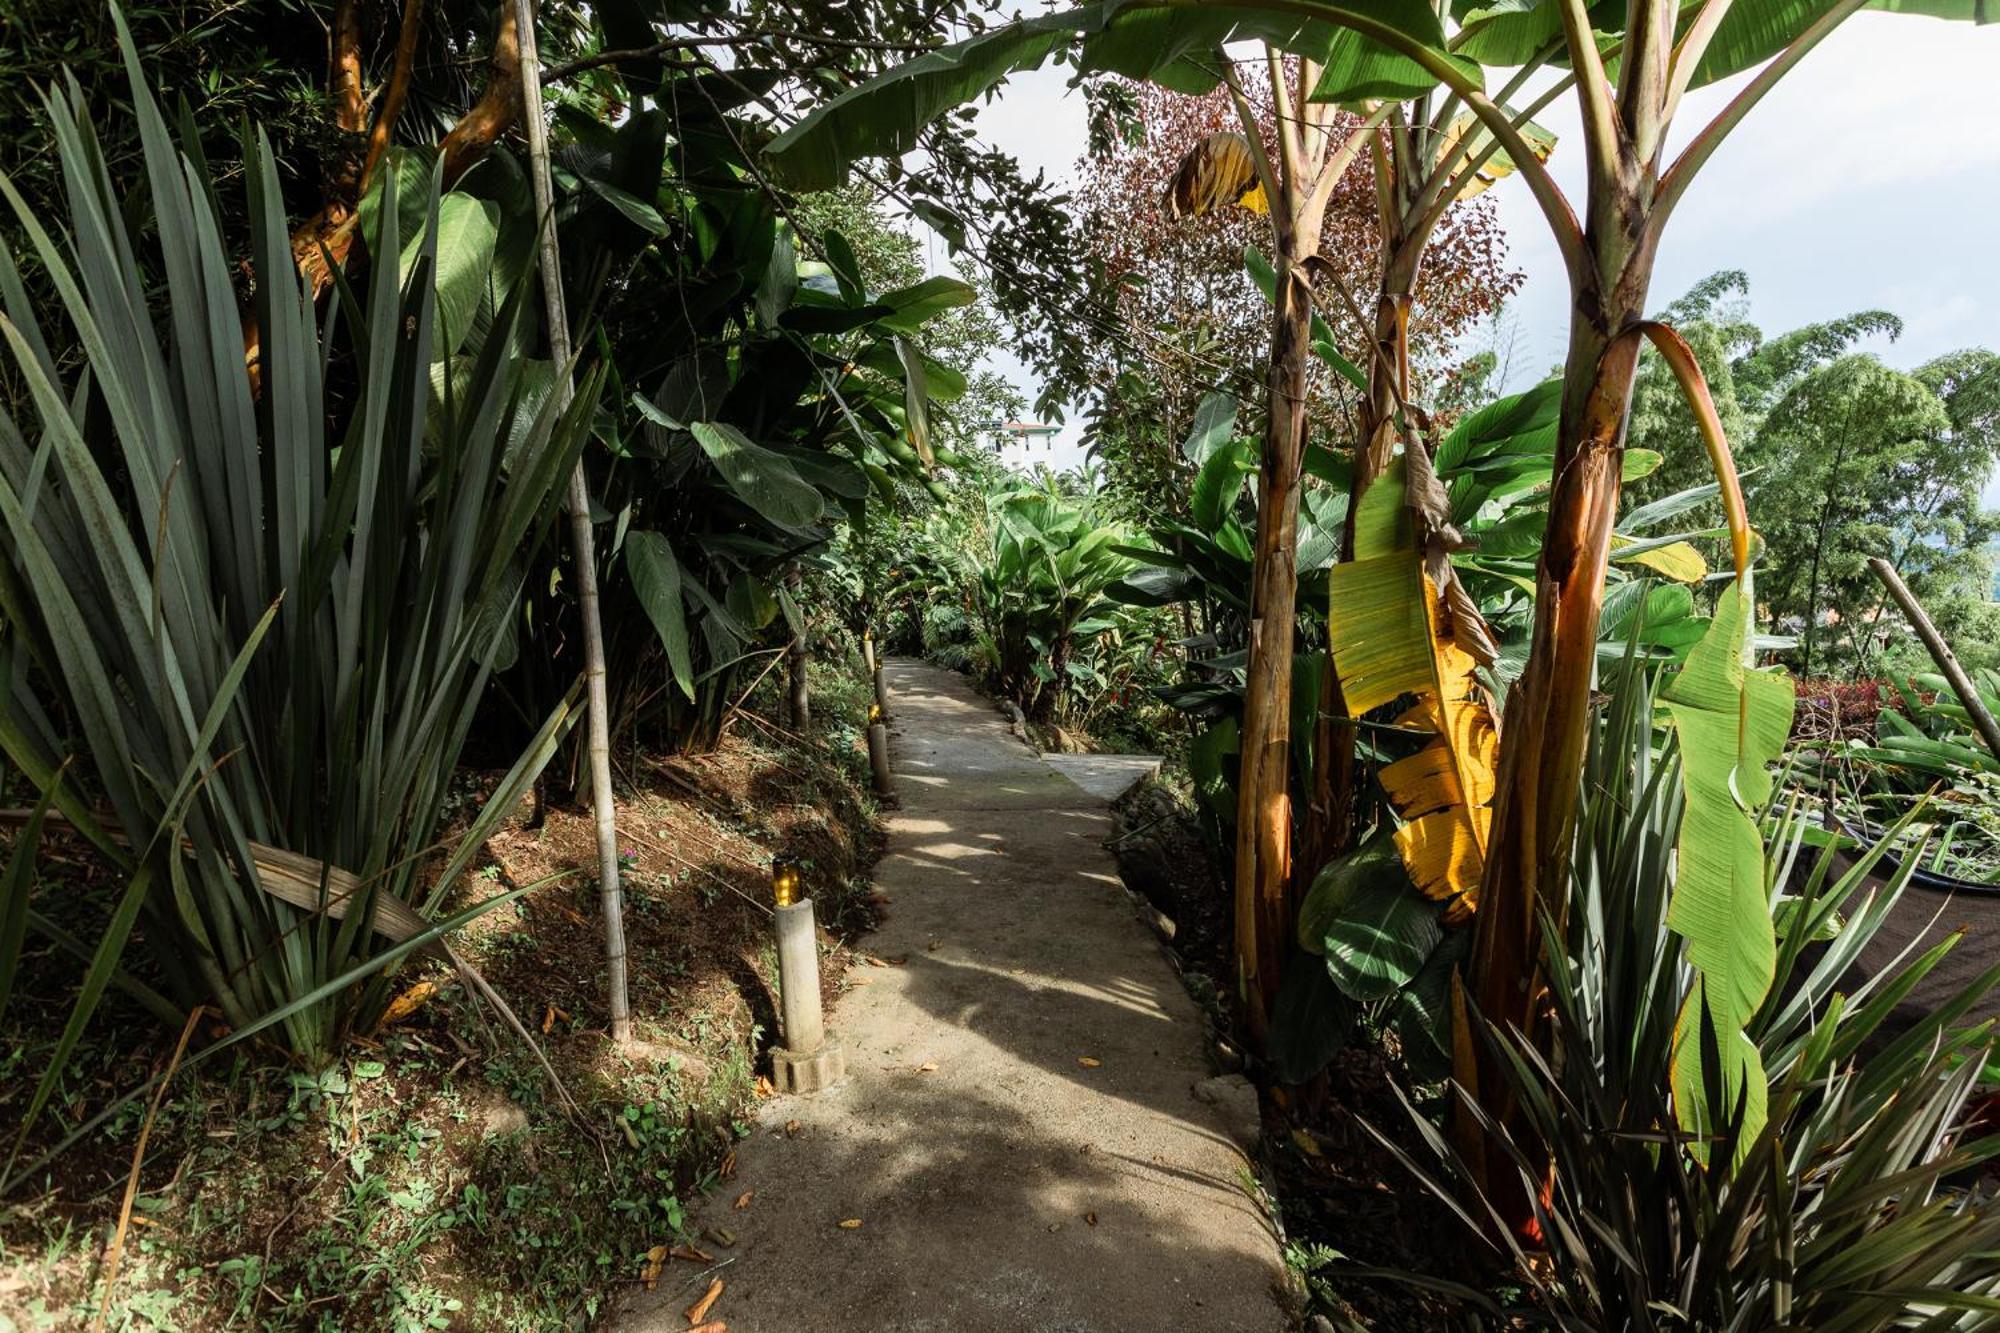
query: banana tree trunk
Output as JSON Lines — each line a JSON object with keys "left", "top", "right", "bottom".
{"left": 1471, "top": 213, "right": 1658, "bottom": 1193}
{"left": 1234, "top": 213, "right": 1319, "bottom": 1039}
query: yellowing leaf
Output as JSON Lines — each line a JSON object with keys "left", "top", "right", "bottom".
{"left": 378, "top": 980, "right": 435, "bottom": 1028}
{"left": 838, "top": 1217, "right": 863, "bottom": 1229}
{"left": 1165, "top": 132, "right": 1266, "bottom": 218}
{"left": 1077, "top": 1056, "right": 1101, "bottom": 1068}
{"left": 1327, "top": 458, "right": 1501, "bottom": 921}
{"left": 1612, "top": 536, "right": 1708, "bottom": 583}
{"left": 640, "top": 1243, "right": 669, "bottom": 1291}
{"left": 1435, "top": 113, "right": 1557, "bottom": 202}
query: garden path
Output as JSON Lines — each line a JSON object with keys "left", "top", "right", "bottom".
{"left": 616, "top": 658, "right": 1287, "bottom": 1332}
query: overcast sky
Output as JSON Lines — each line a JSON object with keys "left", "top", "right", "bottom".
{"left": 938, "top": 12, "right": 2000, "bottom": 501}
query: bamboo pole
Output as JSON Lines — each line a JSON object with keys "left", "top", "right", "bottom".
{"left": 1870, "top": 557, "right": 2000, "bottom": 763}
{"left": 512, "top": 0, "right": 631, "bottom": 1043}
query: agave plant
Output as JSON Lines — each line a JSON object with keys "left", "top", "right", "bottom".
{"left": 0, "top": 32, "right": 590, "bottom": 1111}
{"left": 1359, "top": 658, "right": 2000, "bottom": 1329}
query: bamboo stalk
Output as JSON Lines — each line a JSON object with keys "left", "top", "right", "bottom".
{"left": 1870, "top": 558, "right": 2000, "bottom": 764}
{"left": 512, "top": 0, "right": 631, "bottom": 1044}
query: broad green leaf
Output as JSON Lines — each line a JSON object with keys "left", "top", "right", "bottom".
{"left": 1661, "top": 581, "right": 1795, "bottom": 1158}
{"left": 1691, "top": 0, "right": 1991, "bottom": 91}
{"left": 691, "top": 422, "right": 824, "bottom": 529}
{"left": 894, "top": 335, "right": 935, "bottom": 465}
{"left": 1190, "top": 439, "right": 1255, "bottom": 533}
{"left": 765, "top": 1, "right": 1461, "bottom": 191}
{"left": 755, "top": 226, "right": 798, "bottom": 327}
{"left": 877, "top": 275, "right": 976, "bottom": 332}
{"left": 399, "top": 194, "right": 499, "bottom": 361}
{"left": 1270, "top": 945, "right": 1359, "bottom": 1083}
{"left": 1182, "top": 390, "right": 1239, "bottom": 465}
{"left": 1308, "top": 835, "right": 1442, "bottom": 1005}
{"left": 627, "top": 531, "right": 695, "bottom": 700}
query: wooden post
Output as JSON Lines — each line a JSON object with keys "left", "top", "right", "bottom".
{"left": 786, "top": 565, "right": 810, "bottom": 729}
{"left": 867, "top": 720, "right": 894, "bottom": 796}
{"left": 1871, "top": 557, "right": 2000, "bottom": 763}
{"left": 511, "top": 0, "right": 628, "bottom": 1042}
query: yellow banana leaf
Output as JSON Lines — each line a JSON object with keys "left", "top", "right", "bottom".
{"left": 1164, "top": 131, "right": 1269, "bottom": 218}
{"left": 1327, "top": 458, "right": 1501, "bottom": 923}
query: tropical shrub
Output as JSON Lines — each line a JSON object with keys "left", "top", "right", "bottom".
{"left": 1374, "top": 659, "right": 2000, "bottom": 1329}
{"left": 472, "top": 88, "right": 981, "bottom": 757}
{"left": 0, "top": 50, "right": 587, "bottom": 1083}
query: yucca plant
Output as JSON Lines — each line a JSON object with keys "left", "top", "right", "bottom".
{"left": 0, "top": 28, "right": 592, "bottom": 1112}
{"left": 1364, "top": 657, "right": 2000, "bottom": 1328}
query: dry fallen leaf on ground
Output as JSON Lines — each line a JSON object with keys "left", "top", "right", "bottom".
{"left": 916, "top": 1060, "right": 938, "bottom": 1073}
{"left": 733, "top": 1190, "right": 754, "bottom": 1210}
{"left": 686, "top": 1277, "right": 723, "bottom": 1323}
{"left": 1085, "top": 1212, "right": 1098, "bottom": 1226}
{"left": 640, "top": 1244, "right": 669, "bottom": 1291}
{"left": 1077, "top": 1056, "right": 1101, "bottom": 1068}
{"left": 754, "top": 1076, "right": 775, "bottom": 1098}
{"left": 378, "top": 981, "right": 435, "bottom": 1028}
{"left": 837, "top": 1218, "right": 863, "bottom": 1229}
{"left": 1290, "top": 1128, "right": 1323, "bottom": 1158}
{"left": 719, "top": 1150, "right": 736, "bottom": 1179}
{"left": 669, "top": 1244, "right": 714, "bottom": 1263}
{"left": 706, "top": 1226, "right": 736, "bottom": 1247}
{"left": 784, "top": 1119, "right": 802, "bottom": 1136}
{"left": 687, "top": 1321, "right": 727, "bottom": 1333}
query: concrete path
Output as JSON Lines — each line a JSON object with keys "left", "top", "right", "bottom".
{"left": 615, "top": 659, "right": 1286, "bottom": 1333}
{"left": 1043, "top": 753, "right": 1163, "bottom": 804}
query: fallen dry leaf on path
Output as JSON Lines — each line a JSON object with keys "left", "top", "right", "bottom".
{"left": 686, "top": 1277, "right": 723, "bottom": 1323}
{"left": 754, "top": 1076, "right": 775, "bottom": 1098}
{"left": 1085, "top": 1212, "right": 1097, "bottom": 1226}
{"left": 688, "top": 1322, "right": 727, "bottom": 1333}
{"left": 837, "top": 1218, "right": 863, "bottom": 1229}
{"left": 641, "top": 1244, "right": 669, "bottom": 1291}
{"left": 784, "top": 1119, "right": 802, "bottom": 1137}
{"left": 719, "top": 1150, "right": 736, "bottom": 1179}
{"left": 1077, "top": 1057, "right": 1101, "bottom": 1068}
{"left": 733, "top": 1191, "right": 754, "bottom": 1210}
{"left": 706, "top": 1227, "right": 736, "bottom": 1248}
{"left": 670, "top": 1244, "right": 714, "bottom": 1263}
{"left": 916, "top": 1061, "right": 938, "bottom": 1073}
{"left": 1290, "top": 1128, "right": 1323, "bottom": 1158}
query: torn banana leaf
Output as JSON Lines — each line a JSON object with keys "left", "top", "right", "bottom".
{"left": 1327, "top": 455, "right": 1501, "bottom": 923}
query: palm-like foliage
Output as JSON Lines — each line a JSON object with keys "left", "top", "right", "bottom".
{"left": 1373, "top": 660, "right": 2000, "bottom": 1328}
{"left": 0, "top": 38, "right": 590, "bottom": 1084}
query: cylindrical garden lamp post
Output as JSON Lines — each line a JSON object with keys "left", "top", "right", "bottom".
{"left": 866, "top": 702, "right": 894, "bottom": 797}
{"left": 768, "top": 855, "right": 846, "bottom": 1094}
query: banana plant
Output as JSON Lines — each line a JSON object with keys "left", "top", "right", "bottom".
{"left": 972, "top": 486, "right": 1142, "bottom": 722}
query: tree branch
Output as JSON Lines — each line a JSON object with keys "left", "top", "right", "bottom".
{"left": 360, "top": 0, "right": 426, "bottom": 192}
